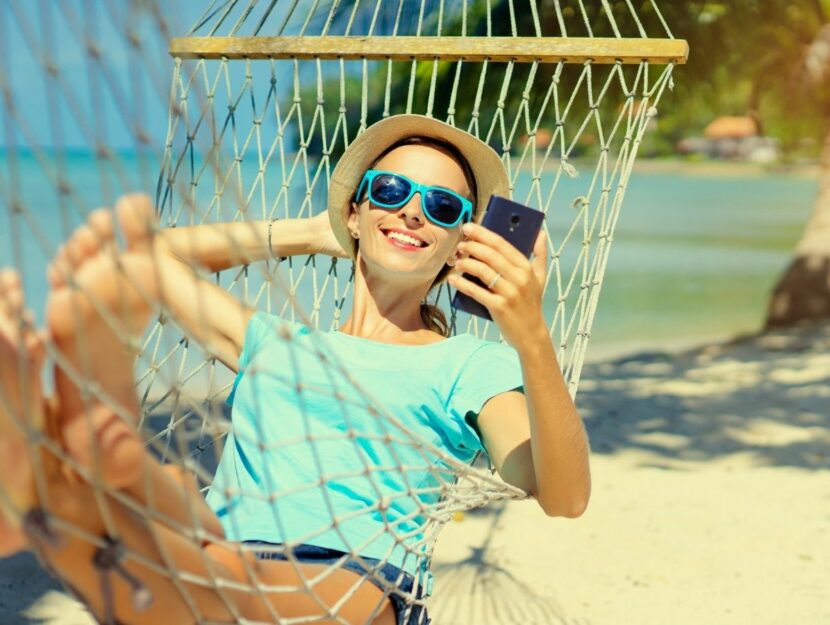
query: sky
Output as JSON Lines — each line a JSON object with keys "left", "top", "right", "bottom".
{"left": 3, "top": 0, "right": 463, "bottom": 151}
{"left": 3, "top": 2, "right": 208, "bottom": 150}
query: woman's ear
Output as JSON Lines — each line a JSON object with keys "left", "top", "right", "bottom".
{"left": 347, "top": 201, "right": 360, "bottom": 239}
{"left": 447, "top": 231, "right": 466, "bottom": 266}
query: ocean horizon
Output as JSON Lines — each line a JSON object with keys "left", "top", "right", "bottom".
{"left": 0, "top": 150, "right": 817, "bottom": 376}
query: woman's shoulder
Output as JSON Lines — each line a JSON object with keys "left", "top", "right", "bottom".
{"left": 451, "top": 336, "right": 522, "bottom": 385}
{"left": 456, "top": 333, "right": 518, "bottom": 357}
{"left": 238, "top": 311, "right": 312, "bottom": 364}
{"left": 247, "top": 311, "right": 312, "bottom": 339}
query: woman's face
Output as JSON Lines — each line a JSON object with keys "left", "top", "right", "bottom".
{"left": 347, "top": 143, "right": 472, "bottom": 285}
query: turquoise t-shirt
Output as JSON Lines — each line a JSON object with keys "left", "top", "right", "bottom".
{"left": 205, "top": 311, "right": 525, "bottom": 592}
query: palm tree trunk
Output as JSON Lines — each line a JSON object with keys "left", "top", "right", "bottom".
{"left": 764, "top": 125, "right": 830, "bottom": 329}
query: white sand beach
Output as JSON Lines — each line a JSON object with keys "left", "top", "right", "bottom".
{"left": 2, "top": 323, "right": 828, "bottom": 625}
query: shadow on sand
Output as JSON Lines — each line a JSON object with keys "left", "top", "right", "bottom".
{"left": 430, "top": 502, "right": 584, "bottom": 625}
{"left": 578, "top": 322, "right": 830, "bottom": 470}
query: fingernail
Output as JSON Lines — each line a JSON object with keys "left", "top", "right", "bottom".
{"left": 461, "top": 223, "right": 473, "bottom": 234}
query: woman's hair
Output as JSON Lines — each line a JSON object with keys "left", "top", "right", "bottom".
{"left": 356, "top": 135, "right": 478, "bottom": 337}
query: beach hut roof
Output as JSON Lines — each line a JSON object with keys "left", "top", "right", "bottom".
{"left": 703, "top": 116, "right": 759, "bottom": 139}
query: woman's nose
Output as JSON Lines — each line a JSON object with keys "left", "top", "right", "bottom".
{"left": 398, "top": 191, "right": 425, "bottom": 223}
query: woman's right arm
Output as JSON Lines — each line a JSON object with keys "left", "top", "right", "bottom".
{"left": 156, "top": 213, "right": 344, "bottom": 273}
{"left": 152, "top": 213, "right": 345, "bottom": 371}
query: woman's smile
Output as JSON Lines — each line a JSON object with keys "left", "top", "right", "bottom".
{"left": 380, "top": 226, "right": 429, "bottom": 251}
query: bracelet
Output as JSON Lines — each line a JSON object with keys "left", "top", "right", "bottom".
{"left": 267, "top": 217, "right": 288, "bottom": 262}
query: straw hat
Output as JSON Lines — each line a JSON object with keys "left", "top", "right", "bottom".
{"left": 327, "top": 114, "right": 509, "bottom": 259}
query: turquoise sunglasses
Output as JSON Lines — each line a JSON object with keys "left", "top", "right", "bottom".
{"left": 355, "top": 169, "right": 473, "bottom": 228}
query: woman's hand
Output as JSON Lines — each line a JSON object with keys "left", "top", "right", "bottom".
{"left": 308, "top": 212, "right": 350, "bottom": 259}
{"left": 447, "top": 222, "right": 549, "bottom": 352}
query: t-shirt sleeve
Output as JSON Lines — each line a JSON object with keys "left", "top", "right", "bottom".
{"left": 446, "top": 341, "right": 525, "bottom": 454}
{"left": 226, "top": 311, "right": 305, "bottom": 406}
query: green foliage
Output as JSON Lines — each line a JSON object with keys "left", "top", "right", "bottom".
{"left": 301, "top": 1, "right": 830, "bottom": 158}
{"left": 657, "top": 0, "right": 830, "bottom": 155}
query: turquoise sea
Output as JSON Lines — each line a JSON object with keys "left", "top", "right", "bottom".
{"left": 0, "top": 152, "right": 817, "bottom": 366}
{"left": 587, "top": 165, "right": 816, "bottom": 359}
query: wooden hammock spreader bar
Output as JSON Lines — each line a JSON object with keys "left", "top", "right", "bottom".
{"left": 169, "top": 36, "right": 689, "bottom": 65}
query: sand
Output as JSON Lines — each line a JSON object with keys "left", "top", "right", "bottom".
{"left": 1, "top": 323, "right": 828, "bottom": 625}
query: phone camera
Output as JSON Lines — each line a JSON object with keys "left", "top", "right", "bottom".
{"left": 510, "top": 213, "right": 521, "bottom": 226}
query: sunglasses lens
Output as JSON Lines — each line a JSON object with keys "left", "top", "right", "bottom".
{"left": 424, "top": 189, "right": 465, "bottom": 226}
{"left": 370, "top": 174, "right": 411, "bottom": 206}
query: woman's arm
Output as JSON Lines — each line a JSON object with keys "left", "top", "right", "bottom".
{"left": 476, "top": 342, "right": 591, "bottom": 518}
{"left": 157, "top": 212, "right": 345, "bottom": 273}
{"left": 447, "top": 222, "right": 591, "bottom": 517}
{"left": 150, "top": 209, "right": 346, "bottom": 371}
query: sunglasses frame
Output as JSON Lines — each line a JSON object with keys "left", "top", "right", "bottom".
{"left": 355, "top": 169, "right": 473, "bottom": 228}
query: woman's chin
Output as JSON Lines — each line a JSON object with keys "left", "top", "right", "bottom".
{"left": 359, "top": 249, "right": 440, "bottom": 283}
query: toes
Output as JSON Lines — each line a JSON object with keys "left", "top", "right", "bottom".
{"left": 47, "top": 245, "right": 70, "bottom": 289}
{"left": 115, "top": 194, "right": 157, "bottom": 249}
{"left": 23, "top": 328, "right": 46, "bottom": 376}
{"left": 0, "top": 268, "right": 35, "bottom": 354}
{"left": 0, "top": 270, "right": 23, "bottom": 314}
{"left": 0, "top": 269, "right": 21, "bottom": 291}
{"left": 87, "top": 208, "right": 115, "bottom": 241}
{"left": 48, "top": 209, "right": 116, "bottom": 289}
{"left": 65, "top": 225, "right": 102, "bottom": 272}
{"left": 47, "top": 195, "right": 155, "bottom": 290}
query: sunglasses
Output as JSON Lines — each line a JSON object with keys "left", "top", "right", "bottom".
{"left": 355, "top": 169, "right": 473, "bottom": 228}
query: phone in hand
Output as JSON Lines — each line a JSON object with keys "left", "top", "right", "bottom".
{"left": 451, "top": 195, "right": 545, "bottom": 321}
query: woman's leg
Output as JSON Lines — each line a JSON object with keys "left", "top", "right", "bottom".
{"left": 0, "top": 198, "right": 397, "bottom": 624}
{"left": 0, "top": 269, "right": 47, "bottom": 555}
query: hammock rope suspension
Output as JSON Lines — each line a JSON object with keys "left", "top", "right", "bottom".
{"left": 0, "top": 1, "right": 686, "bottom": 622}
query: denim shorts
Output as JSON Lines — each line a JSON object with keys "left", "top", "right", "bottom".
{"left": 244, "top": 541, "right": 430, "bottom": 625}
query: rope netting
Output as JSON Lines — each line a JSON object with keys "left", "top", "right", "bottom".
{"left": 0, "top": 1, "right": 683, "bottom": 623}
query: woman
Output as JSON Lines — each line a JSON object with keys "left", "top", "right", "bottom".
{"left": 0, "top": 114, "right": 591, "bottom": 625}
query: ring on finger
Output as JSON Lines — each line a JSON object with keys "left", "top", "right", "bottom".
{"left": 487, "top": 273, "right": 501, "bottom": 289}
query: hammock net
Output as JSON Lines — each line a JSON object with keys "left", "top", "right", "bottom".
{"left": 0, "top": 1, "right": 685, "bottom": 623}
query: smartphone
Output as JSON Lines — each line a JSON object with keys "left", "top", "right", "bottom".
{"left": 451, "top": 195, "right": 545, "bottom": 321}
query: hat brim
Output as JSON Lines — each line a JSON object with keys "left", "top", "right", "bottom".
{"left": 327, "top": 114, "right": 509, "bottom": 259}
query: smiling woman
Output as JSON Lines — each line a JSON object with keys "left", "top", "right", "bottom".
{"left": 0, "top": 114, "right": 590, "bottom": 625}
{"left": 342, "top": 130, "right": 484, "bottom": 338}
{"left": 0, "top": 1, "right": 685, "bottom": 624}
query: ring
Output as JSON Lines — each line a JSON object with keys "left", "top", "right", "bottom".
{"left": 487, "top": 273, "right": 501, "bottom": 289}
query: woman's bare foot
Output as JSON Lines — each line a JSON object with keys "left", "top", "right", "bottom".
{"left": 44, "top": 195, "right": 224, "bottom": 537}
{"left": 0, "top": 269, "right": 45, "bottom": 555}
{"left": 46, "top": 194, "right": 160, "bottom": 491}
{"left": 11, "top": 197, "right": 394, "bottom": 625}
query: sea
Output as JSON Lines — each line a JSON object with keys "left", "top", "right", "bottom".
{"left": 0, "top": 151, "right": 817, "bottom": 371}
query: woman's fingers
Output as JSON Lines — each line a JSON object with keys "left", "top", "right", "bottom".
{"left": 530, "top": 229, "right": 549, "bottom": 288}
{"left": 455, "top": 239, "right": 522, "bottom": 283}
{"left": 453, "top": 256, "right": 517, "bottom": 298}
{"left": 460, "top": 222, "right": 528, "bottom": 266}
{"left": 447, "top": 272, "right": 499, "bottom": 310}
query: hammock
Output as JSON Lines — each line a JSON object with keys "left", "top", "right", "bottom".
{"left": 0, "top": 1, "right": 687, "bottom": 623}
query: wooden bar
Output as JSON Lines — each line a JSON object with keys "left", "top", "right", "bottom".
{"left": 169, "top": 36, "right": 689, "bottom": 65}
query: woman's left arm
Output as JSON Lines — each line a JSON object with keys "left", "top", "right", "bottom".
{"left": 447, "top": 222, "right": 591, "bottom": 518}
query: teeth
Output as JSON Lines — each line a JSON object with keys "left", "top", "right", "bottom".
{"left": 385, "top": 231, "right": 424, "bottom": 247}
